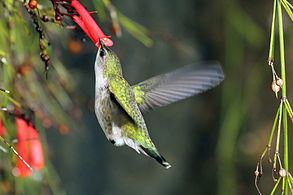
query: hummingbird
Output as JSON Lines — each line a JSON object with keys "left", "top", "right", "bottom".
{"left": 94, "top": 44, "right": 224, "bottom": 169}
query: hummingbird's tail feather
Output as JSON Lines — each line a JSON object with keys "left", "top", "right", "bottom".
{"left": 140, "top": 146, "right": 171, "bottom": 169}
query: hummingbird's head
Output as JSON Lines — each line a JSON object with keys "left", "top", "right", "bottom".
{"left": 95, "top": 42, "right": 122, "bottom": 76}
{"left": 95, "top": 43, "right": 110, "bottom": 67}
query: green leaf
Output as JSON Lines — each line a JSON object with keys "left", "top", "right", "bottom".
{"left": 118, "top": 12, "right": 153, "bottom": 47}
{"left": 93, "top": 0, "right": 108, "bottom": 22}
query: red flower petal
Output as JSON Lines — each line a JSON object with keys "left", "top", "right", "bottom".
{"left": 70, "top": 0, "right": 113, "bottom": 47}
{"left": 0, "top": 120, "right": 6, "bottom": 136}
{"left": 15, "top": 118, "right": 45, "bottom": 177}
{"left": 72, "top": 15, "right": 95, "bottom": 43}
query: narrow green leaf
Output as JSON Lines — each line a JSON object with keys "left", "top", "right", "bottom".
{"left": 118, "top": 12, "right": 153, "bottom": 47}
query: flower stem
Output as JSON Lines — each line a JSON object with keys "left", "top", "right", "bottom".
{"left": 270, "top": 177, "right": 282, "bottom": 194}
{"left": 268, "top": 106, "right": 280, "bottom": 145}
{"left": 268, "top": 0, "right": 277, "bottom": 63}
{"left": 277, "top": 1, "right": 287, "bottom": 95}
{"left": 277, "top": 0, "right": 289, "bottom": 193}
{"left": 274, "top": 100, "right": 283, "bottom": 169}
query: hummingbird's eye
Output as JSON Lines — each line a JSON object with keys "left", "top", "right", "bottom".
{"left": 99, "top": 48, "right": 106, "bottom": 58}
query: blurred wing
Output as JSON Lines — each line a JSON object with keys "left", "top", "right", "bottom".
{"left": 109, "top": 76, "right": 146, "bottom": 128}
{"left": 133, "top": 63, "right": 224, "bottom": 111}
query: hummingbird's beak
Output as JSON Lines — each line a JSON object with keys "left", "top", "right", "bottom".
{"left": 98, "top": 40, "right": 109, "bottom": 58}
{"left": 95, "top": 41, "right": 108, "bottom": 67}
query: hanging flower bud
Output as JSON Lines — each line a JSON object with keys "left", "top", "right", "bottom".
{"left": 0, "top": 120, "right": 6, "bottom": 136}
{"left": 70, "top": 0, "right": 113, "bottom": 47}
{"left": 14, "top": 118, "right": 44, "bottom": 177}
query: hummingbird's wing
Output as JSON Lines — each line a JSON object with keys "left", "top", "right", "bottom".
{"left": 132, "top": 63, "right": 224, "bottom": 111}
{"left": 108, "top": 76, "right": 147, "bottom": 129}
{"left": 109, "top": 76, "right": 171, "bottom": 169}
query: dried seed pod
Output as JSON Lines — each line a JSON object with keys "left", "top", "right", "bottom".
{"left": 276, "top": 78, "right": 283, "bottom": 87}
{"left": 279, "top": 168, "right": 286, "bottom": 177}
{"left": 271, "top": 81, "right": 280, "bottom": 94}
{"left": 28, "top": 0, "right": 38, "bottom": 9}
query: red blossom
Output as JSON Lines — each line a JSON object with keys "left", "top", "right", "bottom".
{"left": 0, "top": 120, "right": 6, "bottom": 136}
{"left": 14, "top": 118, "right": 45, "bottom": 177}
{"left": 70, "top": 0, "right": 113, "bottom": 47}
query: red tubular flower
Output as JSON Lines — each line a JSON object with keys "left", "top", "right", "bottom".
{"left": 70, "top": 0, "right": 113, "bottom": 47}
{"left": 0, "top": 120, "right": 6, "bottom": 136}
{"left": 14, "top": 118, "right": 44, "bottom": 177}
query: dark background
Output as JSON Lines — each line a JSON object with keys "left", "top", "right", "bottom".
{"left": 46, "top": 0, "right": 293, "bottom": 194}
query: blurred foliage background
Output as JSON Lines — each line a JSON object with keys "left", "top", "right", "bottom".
{"left": 0, "top": 0, "right": 293, "bottom": 194}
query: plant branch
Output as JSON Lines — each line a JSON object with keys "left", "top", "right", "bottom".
{"left": 269, "top": 0, "right": 277, "bottom": 63}
{"left": 277, "top": 0, "right": 289, "bottom": 193}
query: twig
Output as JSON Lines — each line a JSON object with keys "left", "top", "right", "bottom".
{"left": 0, "top": 136, "right": 33, "bottom": 172}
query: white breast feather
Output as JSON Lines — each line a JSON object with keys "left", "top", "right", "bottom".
{"left": 95, "top": 65, "right": 107, "bottom": 90}
{"left": 111, "top": 123, "right": 140, "bottom": 153}
{"left": 111, "top": 124, "right": 124, "bottom": 146}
